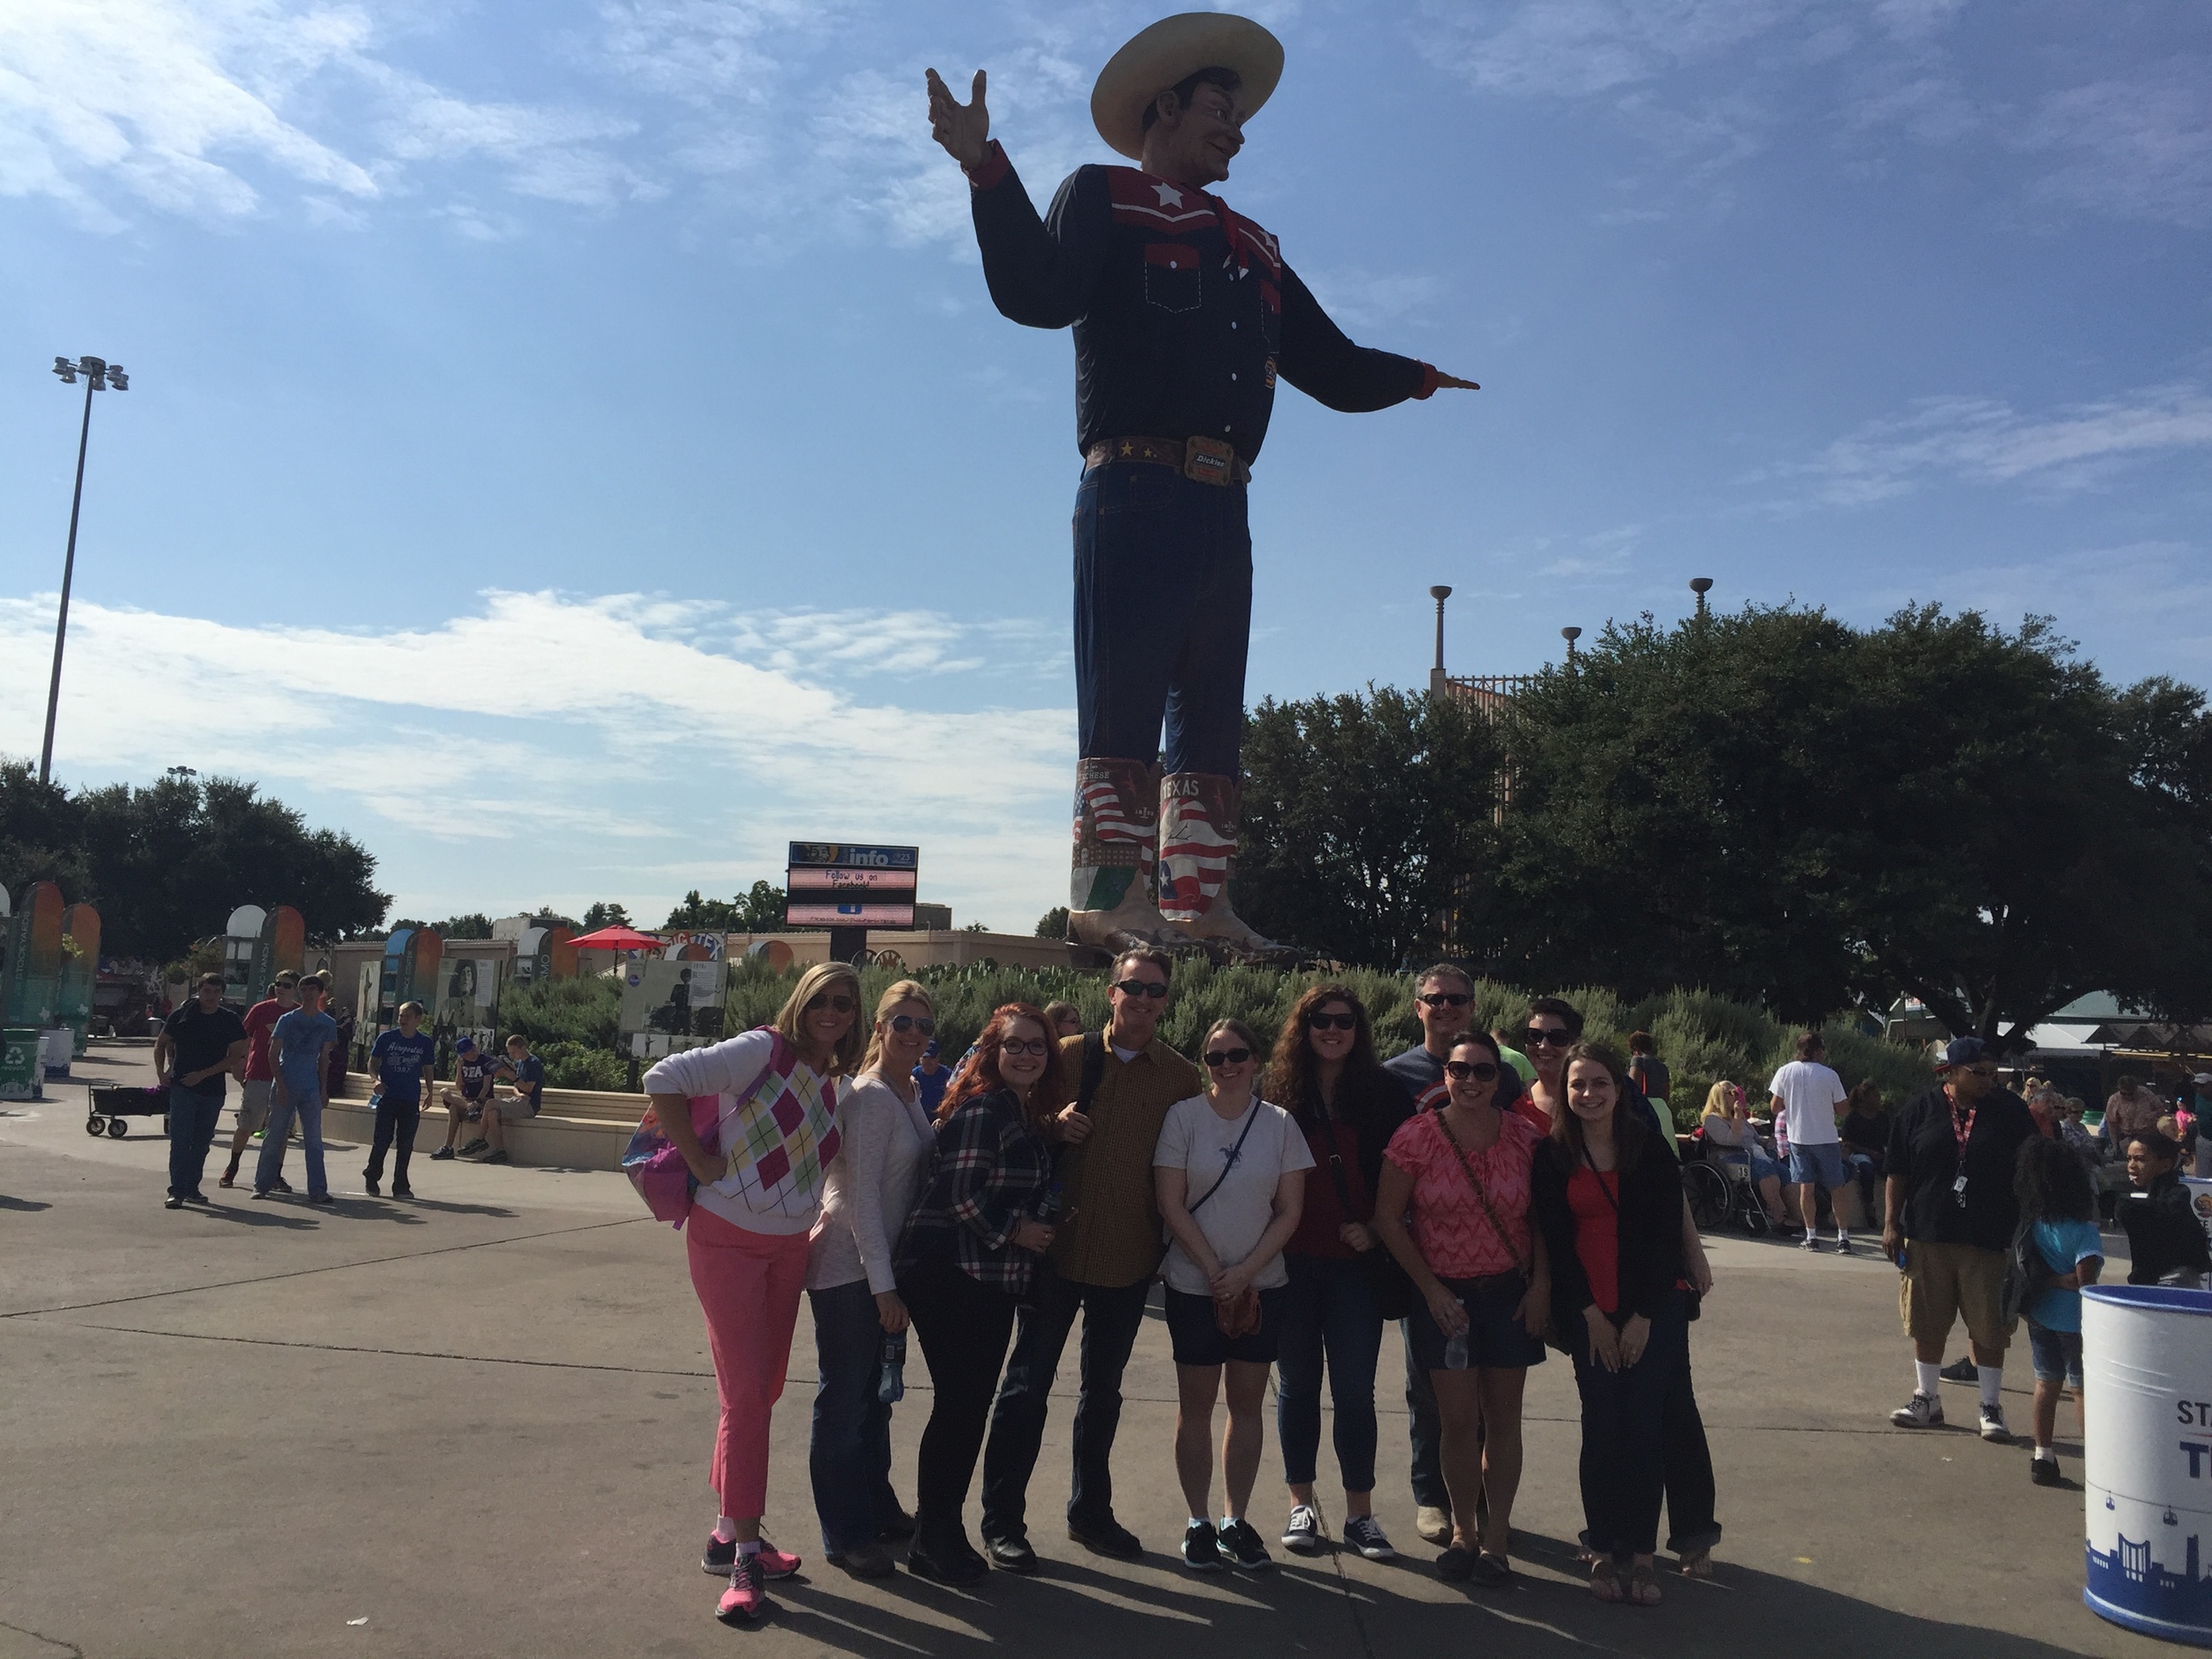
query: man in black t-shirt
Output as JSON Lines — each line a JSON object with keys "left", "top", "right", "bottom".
{"left": 1882, "top": 1037, "right": 2035, "bottom": 1442}
{"left": 153, "top": 972, "right": 249, "bottom": 1209}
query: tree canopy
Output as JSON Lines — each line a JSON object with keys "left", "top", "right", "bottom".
{"left": 662, "top": 881, "right": 785, "bottom": 932}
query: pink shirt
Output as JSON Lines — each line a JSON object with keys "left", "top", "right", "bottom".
{"left": 1385, "top": 1109, "right": 1542, "bottom": 1279}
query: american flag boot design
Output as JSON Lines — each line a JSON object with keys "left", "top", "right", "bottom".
{"left": 1157, "top": 772, "right": 1291, "bottom": 960}
{"left": 1067, "top": 756, "right": 1194, "bottom": 950}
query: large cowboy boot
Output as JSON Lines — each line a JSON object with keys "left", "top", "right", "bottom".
{"left": 1066, "top": 757, "right": 1198, "bottom": 953}
{"left": 1156, "top": 772, "right": 1294, "bottom": 961}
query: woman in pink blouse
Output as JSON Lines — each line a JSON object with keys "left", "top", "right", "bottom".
{"left": 1371, "top": 1030, "right": 1550, "bottom": 1587}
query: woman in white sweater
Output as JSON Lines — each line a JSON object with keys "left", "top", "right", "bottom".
{"left": 804, "top": 979, "right": 941, "bottom": 1578}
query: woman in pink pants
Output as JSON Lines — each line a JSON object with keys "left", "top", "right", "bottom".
{"left": 647, "top": 961, "right": 864, "bottom": 1624}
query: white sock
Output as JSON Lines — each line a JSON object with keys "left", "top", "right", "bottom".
{"left": 1221, "top": 1514, "right": 1240, "bottom": 1530}
{"left": 2034, "top": 1444, "right": 2056, "bottom": 1460}
{"left": 738, "top": 1540, "right": 762, "bottom": 1558}
{"left": 1978, "top": 1365, "right": 2003, "bottom": 1409}
{"left": 1916, "top": 1360, "right": 1941, "bottom": 1397}
{"left": 1189, "top": 1516, "right": 1210, "bottom": 1529}
{"left": 713, "top": 1517, "right": 737, "bottom": 1543}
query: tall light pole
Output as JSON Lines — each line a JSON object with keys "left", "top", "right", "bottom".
{"left": 1690, "top": 576, "right": 1714, "bottom": 618}
{"left": 1428, "top": 585, "right": 1452, "bottom": 695}
{"left": 42, "top": 355, "right": 127, "bottom": 786}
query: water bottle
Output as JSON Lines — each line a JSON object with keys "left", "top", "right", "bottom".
{"left": 1443, "top": 1297, "right": 1471, "bottom": 1370}
{"left": 878, "top": 1329, "right": 907, "bottom": 1404}
{"left": 1035, "top": 1181, "right": 1065, "bottom": 1225}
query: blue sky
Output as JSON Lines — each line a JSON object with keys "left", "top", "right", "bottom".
{"left": 3, "top": 0, "right": 2208, "bottom": 936}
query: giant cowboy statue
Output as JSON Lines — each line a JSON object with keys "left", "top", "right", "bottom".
{"left": 927, "top": 13, "right": 1477, "bottom": 960}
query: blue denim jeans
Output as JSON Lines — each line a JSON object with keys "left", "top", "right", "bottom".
{"left": 808, "top": 1279, "right": 903, "bottom": 1555}
{"left": 165, "top": 1086, "right": 224, "bottom": 1198}
{"left": 1275, "top": 1253, "right": 1384, "bottom": 1493}
{"left": 256, "top": 1087, "right": 326, "bottom": 1198}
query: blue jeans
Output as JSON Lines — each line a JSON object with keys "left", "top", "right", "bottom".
{"left": 165, "top": 1086, "right": 224, "bottom": 1198}
{"left": 256, "top": 1087, "right": 326, "bottom": 1198}
{"left": 808, "top": 1279, "right": 902, "bottom": 1555}
{"left": 1275, "top": 1253, "right": 1384, "bottom": 1493}
{"left": 1074, "top": 463, "right": 1252, "bottom": 773}
{"left": 1570, "top": 1292, "right": 1689, "bottom": 1557}
{"left": 980, "top": 1273, "right": 1152, "bottom": 1540}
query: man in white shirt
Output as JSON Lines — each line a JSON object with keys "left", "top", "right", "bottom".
{"left": 1770, "top": 1033, "right": 1850, "bottom": 1251}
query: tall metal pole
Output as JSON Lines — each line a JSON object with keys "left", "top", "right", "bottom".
{"left": 1428, "top": 585, "right": 1453, "bottom": 695}
{"left": 40, "top": 374, "right": 97, "bottom": 786}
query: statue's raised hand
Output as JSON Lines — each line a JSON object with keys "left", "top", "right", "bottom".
{"left": 926, "top": 67, "right": 989, "bottom": 169}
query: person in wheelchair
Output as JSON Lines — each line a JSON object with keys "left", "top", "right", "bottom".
{"left": 1695, "top": 1082, "right": 1791, "bottom": 1229}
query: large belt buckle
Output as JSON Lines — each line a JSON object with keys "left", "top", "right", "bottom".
{"left": 1183, "top": 435, "right": 1236, "bottom": 487}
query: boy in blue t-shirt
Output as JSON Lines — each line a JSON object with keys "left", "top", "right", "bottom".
{"left": 257, "top": 975, "right": 341, "bottom": 1203}
{"left": 434, "top": 1035, "right": 501, "bottom": 1161}
{"left": 366, "top": 1000, "right": 437, "bottom": 1197}
{"left": 2016, "top": 1136, "right": 2104, "bottom": 1486}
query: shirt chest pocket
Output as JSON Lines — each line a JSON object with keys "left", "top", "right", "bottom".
{"left": 1143, "top": 242, "right": 1202, "bottom": 313}
{"left": 1259, "top": 279, "right": 1281, "bottom": 354}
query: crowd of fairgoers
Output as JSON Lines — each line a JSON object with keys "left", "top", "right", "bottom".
{"left": 149, "top": 952, "right": 2211, "bottom": 1627}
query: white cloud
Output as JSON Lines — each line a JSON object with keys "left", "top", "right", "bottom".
{"left": 2018, "top": 62, "right": 2212, "bottom": 230}
{"left": 1302, "top": 267, "right": 1446, "bottom": 329}
{"left": 0, "top": 588, "right": 1076, "bottom": 933}
{"left": 1786, "top": 384, "right": 2212, "bottom": 508}
{"left": 1416, "top": 0, "right": 1802, "bottom": 99}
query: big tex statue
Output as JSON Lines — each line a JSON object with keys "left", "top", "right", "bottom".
{"left": 928, "top": 13, "right": 1477, "bottom": 959}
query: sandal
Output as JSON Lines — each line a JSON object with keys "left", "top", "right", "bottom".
{"left": 1471, "top": 1551, "right": 1514, "bottom": 1587}
{"left": 1679, "top": 1546, "right": 1714, "bottom": 1579}
{"left": 1588, "top": 1559, "right": 1623, "bottom": 1602}
{"left": 1628, "top": 1563, "right": 1663, "bottom": 1607}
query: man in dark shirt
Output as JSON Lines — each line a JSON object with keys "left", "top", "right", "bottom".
{"left": 155, "top": 972, "right": 249, "bottom": 1209}
{"left": 1882, "top": 1037, "right": 2036, "bottom": 1442}
{"left": 926, "top": 14, "right": 1476, "bottom": 959}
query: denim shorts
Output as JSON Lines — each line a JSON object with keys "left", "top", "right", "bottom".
{"left": 2028, "top": 1321, "right": 2085, "bottom": 1387}
{"left": 1407, "top": 1271, "right": 1548, "bottom": 1372}
{"left": 1788, "top": 1141, "right": 1847, "bottom": 1190}
{"left": 1164, "top": 1285, "right": 1286, "bottom": 1366}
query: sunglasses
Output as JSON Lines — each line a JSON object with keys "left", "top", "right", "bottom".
{"left": 1204, "top": 1047, "right": 1253, "bottom": 1068}
{"left": 1417, "top": 993, "right": 1471, "bottom": 1009}
{"left": 1112, "top": 979, "right": 1170, "bottom": 1000}
{"left": 886, "top": 1014, "right": 936, "bottom": 1035}
{"left": 1001, "top": 1038, "right": 1052, "bottom": 1058}
{"left": 1444, "top": 1060, "right": 1500, "bottom": 1082}
{"left": 805, "top": 993, "right": 857, "bottom": 1014}
{"left": 1524, "top": 1026, "right": 1574, "bottom": 1048}
{"left": 1307, "top": 1011, "right": 1357, "bottom": 1032}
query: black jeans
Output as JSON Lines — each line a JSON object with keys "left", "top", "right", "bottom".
{"left": 1402, "top": 1319, "right": 1448, "bottom": 1509}
{"left": 901, "top": 1256, "right": 1019, "bottom": 1535}
{"left": 1569, "top": 1293, "right": 1688, "bottom": 1557}
{"left": 980, "top": 1272, "right": 1152, "bottom": 1540}
{"left": 1663, "top": 1342, "right": 1722, "bottom": 1554}
{"left": 366, "top": 1094, "right": 420, "bottom": 1184}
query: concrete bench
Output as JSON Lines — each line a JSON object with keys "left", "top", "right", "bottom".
{"left": 322, "top": 1080, "right": 640, "bottom": 1171}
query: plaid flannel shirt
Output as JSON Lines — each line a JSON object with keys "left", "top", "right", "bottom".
{"left": 895, "top": 1087, "right": 1053, "bottom": 1296}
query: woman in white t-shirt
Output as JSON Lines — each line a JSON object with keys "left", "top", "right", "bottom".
{"left": 1154, "top": 1017, "right": 1314, "bottom": 1575}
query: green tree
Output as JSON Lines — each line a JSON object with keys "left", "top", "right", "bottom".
{"left": 1035, "top": 906, "right": 1070, "bottom": 939}
{"left": 1238, "top": 685, "right": 1501, "bottom": 967}
{"left": 663, "top": 881, "right": 786, "bottom": 931}
{"left": 0, "top": 760, "right": 89, "bottom": 899}
{"left": 434, "top": 912, "right": 495, "bottom": 940}
{"left": 581, "top": 901, "right": 634, "bottom": 930}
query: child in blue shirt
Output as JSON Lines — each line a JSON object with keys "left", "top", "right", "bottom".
{"left": 2014, "top": 1135, "right": 2102, "bottom": 1487}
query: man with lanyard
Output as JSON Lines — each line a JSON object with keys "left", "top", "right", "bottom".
{"left": 220, "top": 972, "right": 297, "bottom": 1191}
{"left": 926, "top": 14, "right": 1478, "bottom": 958}
{"left": 1883, "top": 1037, "right": 2036, "bottom": 1440}
{"left": 155, "top": 972, "right": 249, "bottom": 1210}
{"left": 365, "top": 1000, "right": 436, "bottom": 1196}
{"left": 979, "top": 946, "right": 1203, "bottom": 1570}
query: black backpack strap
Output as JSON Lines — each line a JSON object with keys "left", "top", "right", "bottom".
{"left": 1079, "top": 1030, "right": 1107, "bottom": 1114}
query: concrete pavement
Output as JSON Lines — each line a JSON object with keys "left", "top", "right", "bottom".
{"left": 0, "top": 1042, "right": 2170, "bottom": 1658}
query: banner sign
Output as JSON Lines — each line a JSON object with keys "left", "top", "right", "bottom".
{"left": 786, "top": 843, "right": 918, "bottom": 930}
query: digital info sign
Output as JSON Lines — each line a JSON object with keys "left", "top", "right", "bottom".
{"left": 784, "top": 842, "right": 919, "bottom": 929}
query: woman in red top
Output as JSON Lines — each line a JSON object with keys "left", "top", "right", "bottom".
{"left": 1371, "top": 1031, "right": 1549, "bottom": 1586}
{"left": 1531, "top": 1042, "right": 1686, "bottom": 1608}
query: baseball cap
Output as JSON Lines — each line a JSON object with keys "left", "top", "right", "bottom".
{"left": 1939, "top": 1036, "right": 1990, "bottom": 1070}
{"left": 923, "top": 1040, "right": 940, "bottom": 1058}
{"left": 456, "top": 1036, "right": 476, "bottom": 1053}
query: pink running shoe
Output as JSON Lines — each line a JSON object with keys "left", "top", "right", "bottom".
{"left": 717, "top": 1556, "right": 765, "bottom": 1624}
{"left": 755, "top": 1543, "right": 803, "bottom": 1579}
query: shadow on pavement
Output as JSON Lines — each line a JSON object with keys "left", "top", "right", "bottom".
{"left": 0, "top": 1194, "right": 54, "bottom": 1212}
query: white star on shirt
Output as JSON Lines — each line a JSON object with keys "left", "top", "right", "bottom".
{"left": 1152, "top": 182, "right": 1185, "bottom": 207}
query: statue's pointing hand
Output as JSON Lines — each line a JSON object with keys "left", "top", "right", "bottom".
{"left": 926, "top": 67, "right": 989, "bottom": 170}
{"left": 1432, "top": 372, "right": 1480, "bottom": 391}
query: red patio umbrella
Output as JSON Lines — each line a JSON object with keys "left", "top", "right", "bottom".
{"left": 566, "top": 925, "right": 666, "bottom": 952}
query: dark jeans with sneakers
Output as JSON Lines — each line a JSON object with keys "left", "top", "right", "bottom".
{"left": 981, "top": 1272, "right": 1152, "bottom": 1541}
{"left": 901, "top": 1256, "right": 1019, "bottom": 1539}
{"left": 809, "top": 1279, "right": 905, "bottom": 1555}
{"left": 166, "top": 1086, "right": 224, "bottom": 1199}
{"left": 1403, "top": 1320, "right": 1449, "bottom": 1510}
{"left": 366, "top": 1094, "right": 420, "bottom": 1187}
{"left": 1275, "top": 1253, "right": 1383, "bottom": 1493}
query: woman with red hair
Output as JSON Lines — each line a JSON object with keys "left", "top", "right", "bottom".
{"left": 893, "top": 1004, "right": 1066, "bottom": 1582}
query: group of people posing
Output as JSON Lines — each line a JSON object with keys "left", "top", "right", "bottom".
{"left": 643, "top": 953, "right": 1722, "bottom": 1625}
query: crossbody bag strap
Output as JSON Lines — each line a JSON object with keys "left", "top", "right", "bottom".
{"left": 1189, "top": 1101, "right": 1263, "bottom": 1216}
{"left": 1433, "top": 1110, "right": 1532, "bottom": 1278}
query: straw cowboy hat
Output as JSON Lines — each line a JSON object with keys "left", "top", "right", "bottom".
{"left": 1090, "top": 12, "right": 1285, "bottom": 161}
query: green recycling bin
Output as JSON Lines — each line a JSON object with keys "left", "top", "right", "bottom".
{"left": 0, "top": 1028, "right": 40, "bottom": 1102}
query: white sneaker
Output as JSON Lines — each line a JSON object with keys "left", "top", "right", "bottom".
{"left": 1890, "top": 1392, "right": 1945, "bottom": 1428}
{"left": 1979, "top": 1402, "right": 2011, "bottom": 1443}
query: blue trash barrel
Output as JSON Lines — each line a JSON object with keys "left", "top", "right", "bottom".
{"left": 2083, "top": 1284, "right": 2212, "bottom": 1646}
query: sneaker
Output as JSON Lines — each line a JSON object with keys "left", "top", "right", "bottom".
{"left": 755, "top": 1543, "right": 802, "bottom": 1578}
{"left": 1217, "top": 1517, "right": 1272, "bottom": 1571}
{"left": 1340, "top": 1516, "right": 1394, "bottom": 1561}
{"left": 1939, "top": 1356, "right": 1979, "bottom": 1384}
{"left": 308, "top": 1191, "right": 336, "bottom": 1206}
{"left": 1415, "top": 1504, "right": 1453, "bottom": 1547}
{"left": 457, "top": 1139, "right": 488, "bottom": 1157}
{"left": 1280, "top": 1504, "right": 1323, "bottom": 1553}
{"left": 187, "top": 1191, "right": 210, "bottom": 1205}
{"left": 250, "top": 1188, "right": 273, "bottom": 1201}
{"left": 481, "top": 1149, "right": 511, "bottom": 1165}
{"left": 703, "top": 1534, "right": 737, "bottom": 1576}
{"left": 1800, "top": 1234, "right": 1824, "bottom": 1251}
{"left": 392, "top": 1185, "right": 414, "bottom": 1199}
{"left": 2030, "top": 1452, "right": 2062, "bottom": 1486}
{"left": 219, "top": 1168, "right": 238, "bottom": 1187}
{"left": 271, "top": 1176, "right": 294, "bottom": 1194}
{"left": 1181, "top": 1520, "right": 1224, "bottom": 1571}
{"left": 363, "top": 1171, "right": 380, "bottom": 1196}
{"left": 165, "top": 1194, "right": 185, "bottom": 1210}
{"left": 1835, "top": 1229, "right": 1852, "bottom": 1252}
{"left": 429, "top": 1147, "right": 456, "bottom": 1162}
{"left": 717, "top": 1556, "right": 765, "bottom": 1624}
{"left": 1889, "top": 1392, "right": 1945, "bottom": 1428}
{"left": 1979, "top": 1402, "right": 2011, "bottom": 1443}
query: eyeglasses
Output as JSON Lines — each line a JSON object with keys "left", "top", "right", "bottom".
{"left": 1307, "top": 1011, "right": 1357, "bottom": 1032}
{"left": 887, "top": 1014, "right": 936, "bottom": 1035}
{"left": 1001, "top": 1038, "right": 1052, "bottom": 1058}
{"left": 1524, "top": 1026, "right": 1573, "bottom": 1048}
{"left": 1111, "top": 979, "right": 1170, "bottom": 1000}
{"left": 806, "top": 993, "right": 857, "bottom": 1014}
{"left": 1956, "top": 1064, "right": 1999, "bottom": 1079}
{"left": 1417, "top": 993, "right": 1471, "bottom": 1009}
{"left": 1204, "top": 1047, "right": 1253, "bottom": 1068}
{"left": 1444, "top": 1060, "right": 1500, "bottom": 1082}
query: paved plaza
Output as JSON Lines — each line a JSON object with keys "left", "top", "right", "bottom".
{"left": 0, "top": 1043, "right": 2171, "bottom": 1659}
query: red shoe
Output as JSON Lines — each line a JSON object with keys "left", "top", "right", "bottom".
{"left": 717, "top": 1555, "right": 765, "bottom": 1624}
{"left": 756, "top": 1543, "right": 802, "bottom": 1579}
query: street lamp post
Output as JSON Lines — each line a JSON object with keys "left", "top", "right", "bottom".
{"left": 1428, "top": 585, "right": 1453, "bottom": 695}
{"left": 42, "top": 355, "right": 128, "bottom": 786}
{"left": 1561, "top": 625, "right": 1582, "bottom": 665}
{"left": 1690, "top": 576, "right": 1714, "bottom": 618}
